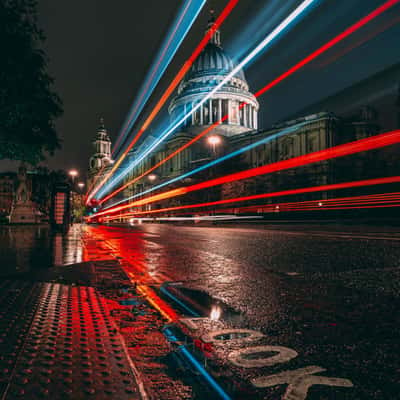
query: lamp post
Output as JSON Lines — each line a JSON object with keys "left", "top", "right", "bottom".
{"left": 148, "top": 174, "right": 157, "bottom": 182}
{"left": 206, "top": 136, "right": 222, "bottom": 205}
{"left": 77, "top": 182, "right": 85, "bottom": 192}
{"left": 68, "top": 169, "right": 78, "bottom": 185}
{"left": 146, "top": 174, "right": 157, "bottom": 211}
{"left": 207, "top": 135, "right": 221, "bottom": 158}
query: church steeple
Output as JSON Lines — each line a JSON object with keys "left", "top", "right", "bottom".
{"left": 89, "top": 118, "right": 112, "bottom": 172}
{"left": 98, "top": 117, "right": 105, "bottom": 130}
{"left": 206, "top": 9, "right": 221, "bottom": 47}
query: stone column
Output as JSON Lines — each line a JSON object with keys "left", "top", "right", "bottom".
{"left": 244, "top": 104, "right": 248, "bottom": 127}
{"left": 209, "top": 99, "right": 212, "bottom": 124}
{"left": 253, "top": 108, "right": 258, "bottom": 130}
{"left": 191, "top": 102, "right": 195, "bottom": 125}
{"left": 218, "top": 99, "right": 222, "bottom": 122}
{"left": 199, "top": 104, "right": 203, "bottom": 125}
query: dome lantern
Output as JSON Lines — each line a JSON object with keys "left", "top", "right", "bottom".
{"left": 207, "top": 10, "right": 221, "bottom": 47}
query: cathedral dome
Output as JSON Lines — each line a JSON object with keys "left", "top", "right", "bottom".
{"left": 187, "top": 42, "right": 246, "bottom": 82}
{"left": 169, "top": 18, "right": 258, "bottom": 137}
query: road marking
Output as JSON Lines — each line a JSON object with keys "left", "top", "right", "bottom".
{"left": 202, "top": 329, "right": 265, "bottom": 344}
{"left": 228, "top": 345, "right": 298, "bottom": 368}
{"left": 252, "top": 366, "right": 354, "bottom": 400}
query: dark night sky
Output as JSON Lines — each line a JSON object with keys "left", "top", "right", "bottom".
{"left": 1, "top": 0, "right": 399, "bottom": 176}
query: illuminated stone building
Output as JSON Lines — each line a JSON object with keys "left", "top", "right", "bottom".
{"left": 96, "top": 19, "right": 387, "bottom": 212}
{"left": 88, "top": 118, "right": 113, "bottom": 191}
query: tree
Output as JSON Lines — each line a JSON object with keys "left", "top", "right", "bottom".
{"left": 0, "top": 0, "right": 63, "bottom": 164}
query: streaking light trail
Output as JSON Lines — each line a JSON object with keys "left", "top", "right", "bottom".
{"left": 103, "top": 121, "right": 308, "bottom": 209}
{"left": 254, "top": 0, "right": 400, "bottom": 98}
{"left": 112, "top": 0, "right": 207, "bottom": 156}
{"left": 98, "top": 0, "right": 399, "bottom": 206}
{"left": 98, "top": 176, "right": 400, "bottom": 220}
{"left": 86, "top": 0, "right": 241, "bottom": 204}
{"left": 128, "top": 215, "right": 262, "bottom": 223}
{"left": 95, "top": 0, "right": 320, "bottom": 200}
{"left": 103, "top": 193, "right": 400, "bottom": 222}
{"left": 99, "top": 115, "right": 229, "bottom": 204}
{"left": 88, "top": 130, "right": 400, "bottom": 219}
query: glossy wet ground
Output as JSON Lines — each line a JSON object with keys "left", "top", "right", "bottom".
{"left": 1, "top": 222, "right": 399, "bottom": 399}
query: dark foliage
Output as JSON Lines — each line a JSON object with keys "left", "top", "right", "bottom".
{"left": 0, "top": 0, "right": 63, "bottom": 164}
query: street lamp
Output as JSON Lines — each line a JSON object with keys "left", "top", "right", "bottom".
{"left": 77, "top": 182, "right": 85, "bottom": 191}
{"left": 68, "top": 169, "right": 78, "bottom": 184}
{"left": 148, "top": 174, "right": 157, "bottom": 182}
{"left": 207, "top": 135, "right": 221, "bottom": 157}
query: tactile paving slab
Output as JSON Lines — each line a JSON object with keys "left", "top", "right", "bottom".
{"left": 0, "top": 280, "right": 43, "bottom": 397}
{"left": 0, "top": 281, "right": 142, "bottom": 399}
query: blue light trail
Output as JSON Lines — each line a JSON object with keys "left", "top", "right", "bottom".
{"left": 95, "top": 0, "right": 320, "bottom": 200}
{"left": 160, "top": 284, "right": 200, "bottom": 317}
{"left": 102, "top": 121, "right": 307, "bottom": 209}
{"left": 162, "top": 328, "right": 232, "bottom": 400}
{"left": 112, "top": 0, "right": 207, "bottom": 157}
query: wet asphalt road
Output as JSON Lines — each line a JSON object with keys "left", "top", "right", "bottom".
{"left": 1, "top": 222, "right": 399, "bottom": 398}
{"left": 86, "top": 222, "right": 400, "bottom": 399}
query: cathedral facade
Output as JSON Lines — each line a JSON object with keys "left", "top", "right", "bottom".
{"left": 89, "top": 21, "right": 385, "bottom": 212}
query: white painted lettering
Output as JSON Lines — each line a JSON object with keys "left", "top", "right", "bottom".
{"left": 252, "top": 365, "right": 353, "bottom": 400}
{"left": 202, "top": 329, "right": 264, "bottom": 344}
{"left": 228, "top": 345, "right": 298, "bottom": 368}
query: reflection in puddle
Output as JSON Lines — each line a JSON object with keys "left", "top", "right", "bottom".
{"left": 210, "top": 304, "right": 222, "bottom": 321}
{"left": 0, "top": 224, "right": 84, "bottom": 277}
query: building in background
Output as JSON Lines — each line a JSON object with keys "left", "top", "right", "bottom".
{"left": 88, "top": 118, "right": 113, "bottom": 194}
{"left": 0, "top": 172, "right": 16, "bottom": 220}
{"left": 90, "top": 20, "right": 397, "bottom": 215}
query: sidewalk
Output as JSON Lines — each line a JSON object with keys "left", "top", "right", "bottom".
{"left": 0, "top": 277, "right": 146, "bottom": 399}
{"left": 0, "top": 255, "right": 194, "bottom": 400}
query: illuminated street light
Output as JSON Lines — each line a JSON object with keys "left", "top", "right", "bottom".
{"left": 148, "top": 174, "right": 157, "bottom": 182}
{"left": 69, "top": 169, "right": 79, "bottom": 184}
{"left": 207, "top": 135, "right": 221, "bottom": 157}
{"left": 78, "top": 182, "right": 85, "bottom": 189}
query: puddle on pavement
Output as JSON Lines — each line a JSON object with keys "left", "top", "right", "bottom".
{"left": 159, "top": 282, "right": 244, "bottom": 324}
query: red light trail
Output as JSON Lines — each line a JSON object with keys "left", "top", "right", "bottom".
{"left": 254, "top": 0, "right": 400, "bottom": 98}
{"left": 100, "top": 193, "right": 400, "bottom": 222}
{"left": 314, "top": 13, "right": 400, "bottom": 69}
{"left": 86, "top": 0, "right": 240, "bottom": 204}
{"left": 97, "top": 0, "right": 399, "bottom": 206}
{"left": 101, "top": 192, "right": 400, "bottom": 222}
{"left": 99, "top": 115, "right": 229, "bottom": 204}
{"left": 96, "top": 176, "right": 400, "bottom": 221}
{"left": 90, "top": 130, "right": 400, "bottom": 219}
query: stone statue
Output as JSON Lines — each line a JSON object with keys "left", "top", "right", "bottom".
{"left": 10, "top": 163, "right": 38, "bottom": 224}
{"left": 15, "top": 164, "right": 29, "bottom": 203}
